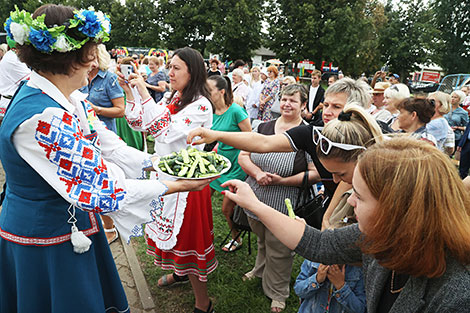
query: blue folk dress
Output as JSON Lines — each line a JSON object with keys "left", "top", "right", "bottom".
{"left": 0, "top": 72, "right": 168, "bottom": 313}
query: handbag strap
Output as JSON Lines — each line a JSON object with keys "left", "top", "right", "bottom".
{"left": 295, "top": 170, "right": 310, "bottom": 210}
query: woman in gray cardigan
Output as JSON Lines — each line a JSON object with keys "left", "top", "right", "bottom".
{"left": 221, "top": 137, "right": 470, "bottom": 312}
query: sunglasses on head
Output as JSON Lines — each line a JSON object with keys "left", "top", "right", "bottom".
{"left": 312, "top": 127, "right": 367, "bottom": 155}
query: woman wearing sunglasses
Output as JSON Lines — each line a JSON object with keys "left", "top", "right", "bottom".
{"left": 314, "top": 104, "right": 382, "bottom": 185}
{"left": 221, "top": 137, "right": 470, "bottom": 312}
{"left": 188, "top": 78, "right": 373, "bottom": 229}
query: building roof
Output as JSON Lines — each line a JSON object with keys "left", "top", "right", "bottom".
{"left": 253, "top": 47, "right": 276, "bottom": 57}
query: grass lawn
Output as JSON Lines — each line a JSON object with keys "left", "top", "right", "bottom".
{"left": 133, "top": 192, "right": 306, "bottom": 313}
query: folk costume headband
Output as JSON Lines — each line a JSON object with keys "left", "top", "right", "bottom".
{"left": 4, "top": 6, "right": 111, "bottom": 54}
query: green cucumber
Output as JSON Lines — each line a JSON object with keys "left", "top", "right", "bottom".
{"left": 285, "top": 198, "right": 295, "bottom": 219}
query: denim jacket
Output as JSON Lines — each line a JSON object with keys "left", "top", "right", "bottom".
{"left": 79, "top": 70, "right": 123, "bottom": 133}
{"left": 294, "top": 260, "right": 366, "bottom": 313}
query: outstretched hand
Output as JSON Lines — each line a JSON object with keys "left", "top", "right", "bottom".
{"left": 187, "top": 127, "right": 218, "bottom": 146}
{"left": 221, "top": 179, "right": 261, "bottom": 212}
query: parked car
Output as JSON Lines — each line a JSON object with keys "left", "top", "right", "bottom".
{"left": 437, "top": 74, "right": 470, "bottom": 94}
{"left": 409, "top": 81, "right": 439, "bottom": 93}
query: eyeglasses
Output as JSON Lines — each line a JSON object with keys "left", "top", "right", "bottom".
{"left": 312, "top": 127, "right": 367, "bottom": 155}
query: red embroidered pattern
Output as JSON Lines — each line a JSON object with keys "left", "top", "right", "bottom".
{"left": 0, "top": 212, "right": 99, "bottom": 246}
{"left": 198, "top": 104, "right": 208, "bottom": 112}
{"left": 35, "top": 112, "right": 126, "bottom": 213}
{"left": 166, "top": 94, "right": 181, "bottom": 114}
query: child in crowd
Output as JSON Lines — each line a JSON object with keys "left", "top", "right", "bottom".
{"left": 294, "top": 218, "right": 366, "bottom": 313}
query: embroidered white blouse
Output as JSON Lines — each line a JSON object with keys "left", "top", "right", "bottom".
{"left": 12, "top": 72, "right": 168, "bottom": 242}
{"left": 125, "top": 92, "right": 213, "bottom": 249}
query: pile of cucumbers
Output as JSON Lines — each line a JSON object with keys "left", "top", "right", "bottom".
{"left": 158, "top": 147, "right": 229, "bottom": 178}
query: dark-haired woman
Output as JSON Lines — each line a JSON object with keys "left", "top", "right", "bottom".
{"left": 207, "top": 75, "right": 251, "bottom": 252}
{"left": 121, "top": 47, "right": 215, "bottom": 313}
{"left": 0, "top": 5, "right": 211, "bottom": 313}
{"left": 396, "top": 98, "right": 437, "bottom": 145}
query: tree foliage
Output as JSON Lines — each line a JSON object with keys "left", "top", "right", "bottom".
{"left": 208, "top": 0, "right": 263, "bottom": 60}
{"left": 265, "top": 0, "right": 386, "bottom": 76}
{"left": 431, "top": 0, "right": 470, "bottom": 74}
{"left": 378, "top": 0, "right": 436, "bottom": 79}
{"left": 107, "top": 0, "right": 160, "bottom": 48}
{"left": 157, "top": 0, "right": 217, "bottom": 53}
{"left": 1, "top": 0, "right": 467, "bottom": 75}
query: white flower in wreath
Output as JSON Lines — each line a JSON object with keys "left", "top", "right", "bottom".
{"left": 96, "top": 11, "right": 110, "bottom": 33}
{"left": 54, "top": 35, "right": 72, "bottom": 52}
{"left": 10, "top": 22, "right": 30, "bottom": 45}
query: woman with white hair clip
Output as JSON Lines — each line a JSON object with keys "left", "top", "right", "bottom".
{"left": 445, "top": 90, "right": 469, "bottom": 146}
{"left": 80, "top": 43, "right": 124, "bottom": 134}
{"left": 381, "top": 83, "right": 410, "bottom": 130}
{"left": 427, "top": 91, "right": 453, "bottom": 152}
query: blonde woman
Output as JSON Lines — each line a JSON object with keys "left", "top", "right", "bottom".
{"left": 381, "top": 83, "right": 410, "bottom": 130}
{"left": 245, "top": 66, "right": 264, "bottom": 120}
{"left": 145, "top": 56, "right": 168, "bottom": 103}
{"left": 427, "top": 91, "right": 452, "bottom": 151}
{"left": 445, "top": 90, "right": 469, "bottom": 144}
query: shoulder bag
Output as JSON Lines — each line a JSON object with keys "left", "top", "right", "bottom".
{"left": 294, "top": 170, "right": 329, "bottom": 229}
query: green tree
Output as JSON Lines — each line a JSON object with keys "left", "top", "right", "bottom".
{"left": 107, "top": 0, "right": 160, "bottom": 49}
{"left": 378, "top": 0, "right": 436, "bottom": 80}
{"left": 157, "top": 0, "right": 217, "bottom": 52}
{"left": 431, "top": 0, "right": 470, "bottom": 74}
{"left": 265, "top": 0, "right": 386, "bottom": 76}
{"left": 208, "top": 0, "right": 263, "bottom": 61}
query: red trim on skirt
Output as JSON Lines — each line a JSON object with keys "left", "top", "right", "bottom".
{"left": 146, "top": 185, "right": 217, "bottom": 282}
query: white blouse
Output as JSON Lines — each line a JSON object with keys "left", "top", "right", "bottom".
{"left": 12, "top": 72, "right": 168, "bottom": 242}
{"left": 125, "top": 91, "right": 213, "bottom": 249}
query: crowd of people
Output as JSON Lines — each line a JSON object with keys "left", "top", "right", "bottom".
{"left": 1, "top": 3, "right": 470, "bottom": 313}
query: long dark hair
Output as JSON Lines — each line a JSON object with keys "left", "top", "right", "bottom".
{"left": 167, "top": 47, "right": 210, "bottom": 110}
{"left": 208, "top": 75, "right": 233, "bottom": 107}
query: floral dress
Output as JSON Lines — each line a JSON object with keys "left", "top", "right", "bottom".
{"left": 257, "top": 78, "right": 280, "bottom": 121}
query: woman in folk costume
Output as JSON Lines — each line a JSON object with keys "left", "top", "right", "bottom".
{"left": 121, "top": 47, "right": 215, "bottom": 313}
{"left": 0, "top": 5, "right": 210, "bottom": 313}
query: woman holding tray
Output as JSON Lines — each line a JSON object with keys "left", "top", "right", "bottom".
{"left": 120, "top": 47, "right": 215, "bottom": 313}
{"left": 0, "top": 5, "right": 210, "bottom": 313}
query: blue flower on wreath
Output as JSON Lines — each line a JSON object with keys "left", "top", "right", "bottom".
{"left": 28, "top": 27, "right": 56, "bottom": 53}
{"left": 76, "top": 10, "right": 101, "bottom": 38}
{"left": 4, "top": 17, "right": 13, "bottom": 39}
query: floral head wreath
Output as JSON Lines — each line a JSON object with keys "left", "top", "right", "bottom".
{"left": 4, "top": 6, "right": 111, "bottom": 54}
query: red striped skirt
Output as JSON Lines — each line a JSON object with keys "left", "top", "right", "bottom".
{"left": 146, "top": 185, "right": 217, "bottom": 282}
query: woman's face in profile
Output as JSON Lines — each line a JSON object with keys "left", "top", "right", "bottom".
{"left": 168, "top": 55, "right": 191, "bottom": 93}
{"left": 72, "top": 48, "right": 98, "bottom": 89}
{"left": 347, "top": 166, "right": 378, "bottom": 233}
